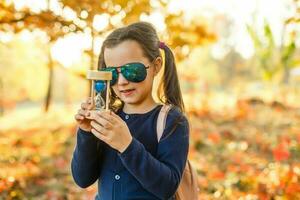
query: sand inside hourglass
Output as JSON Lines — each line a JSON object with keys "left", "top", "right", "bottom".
{"left": 85, "top": 93, "right": 106, "bottom": 119}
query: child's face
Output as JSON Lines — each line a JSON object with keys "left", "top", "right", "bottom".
{"left": 104, "top": 40, "right": 160, "bottom": 106}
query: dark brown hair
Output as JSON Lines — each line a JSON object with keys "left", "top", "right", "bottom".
{"left": 97, "top": 21, "right": 185, "bottom": 113}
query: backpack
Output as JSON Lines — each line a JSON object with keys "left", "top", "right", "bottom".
{"left": 156, "top": 104, "right": 200, "bottom": 200}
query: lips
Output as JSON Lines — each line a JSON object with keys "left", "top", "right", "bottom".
{"left": 120, "top": 89, "right": 135, "bottom": 93}
{"left": 120, "top": 89, "right": 135, "bottom": 96}
{"left": 120, "top": 89, "right": 134, "bottom": 92}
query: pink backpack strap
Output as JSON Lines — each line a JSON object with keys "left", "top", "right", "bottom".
{"left": 156, "top": 104, "right": 172, "bottom": 142}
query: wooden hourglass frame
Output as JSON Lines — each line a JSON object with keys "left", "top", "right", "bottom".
{"left": 86, "top": 70, "right": 112, "bottom": 115}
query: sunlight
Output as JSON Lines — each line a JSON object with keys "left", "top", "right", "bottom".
{"left": 13, "top": 0, "right": 47, "bottom": 12}
{"left": 62, "top": 6, "right": 77, "bottom": 21}
{"left": 19, "top": 30, "right": 33, "bottom": 42}
{"left": 140, "top": 12, "right": 166, "bottom": 33}
{"left": 0, "top": 32, "right": 13, "bottom": 43}
{"left": 93, "top": 14, "right": 110, "bottom": 32}
{"left": 6, "top": 0, "right": 294, "bottom": 65}
{"left": 170, "top": 0, "right": 291, "bottom": 59}
{"left": 51, "top": 33, "right": 88, "bottom": 68}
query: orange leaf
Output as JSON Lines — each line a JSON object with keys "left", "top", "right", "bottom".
{"left": 210, "top": 171, "right": 225, "bottom": 180}
{"left": 207, "top": 132, "right": 221, "bottom": 144}
{"left": 272, "top": 143, "right": 290, "bottom": 162}
{"left": 285, "top": 183, "right": 300, "bottom": 195}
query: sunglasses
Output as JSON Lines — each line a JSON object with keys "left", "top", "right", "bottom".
{"left": 101, "top": 62, "right": 150, "bottom": 86}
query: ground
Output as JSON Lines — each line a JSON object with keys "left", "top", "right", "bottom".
{"left": 1, "top": 99, "right": 300, "bottom": 200}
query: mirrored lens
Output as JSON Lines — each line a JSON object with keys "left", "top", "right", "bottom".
{"left": 122, "top": 63, "right": 147, "bottom": 83}
{"left": 102, "top": 67, "right": 118, "bottom": 85}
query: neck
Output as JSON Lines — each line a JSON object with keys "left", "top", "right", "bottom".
{"left": 123, "top": 97, "right": 159, "bottom": 114}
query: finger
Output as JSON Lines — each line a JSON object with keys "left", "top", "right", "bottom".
{"left": 74, "top": 114, "right": 84, "bottom": 121}
{"left": 97, "top": 111, "right": 116, "bottom": 124}
{"left": 90, "top": 112, "right": 114, "bottom": 128}
{"left": 109, "top": 111, "right": 124, "bottom": 123}
{"left": 86, "top": 97, "right": 92, "bottom": 103}
{"left": 78, "top": 109, "right": 87, "bottom": 116}
{"left": 81, "top": 98, "right": 94, "bottom": 110}
{"left": 91, "top": 128, "right": 109, "bottom": 142}
{"left": 81, "top": 102, "right": 94, "bottom": 110}
{"left": 86, "top": 97, "right": 95, "bottom": 109}
{"left": 93, "top": 116, "right": 113, "bottom": 129}
{"left": 90, "top": 121, "right": 109, "bottom": 135}
{"left": 78, "top": 109, "right": 92, "bottom": 119}
{"left": 81, "top": 102, "right": 89, "bottom": 110}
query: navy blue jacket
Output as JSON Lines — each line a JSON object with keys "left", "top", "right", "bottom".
{"left": 71, "top": 105, "right": 189, "bottom": 200}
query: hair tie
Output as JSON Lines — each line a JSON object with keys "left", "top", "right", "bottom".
{"left": 159, "top": 41, "right": 166, "bottom": 49}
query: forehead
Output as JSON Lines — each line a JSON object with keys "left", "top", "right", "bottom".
{"left": 104, "top": 40, "right": 149, "bottom": 67}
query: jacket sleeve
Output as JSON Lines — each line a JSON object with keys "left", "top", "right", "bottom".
{"left": 71, "top": 127, "right": 104, "bottom": 188}
{"left": 118, "top": 108, "right": 189, "bottom": 199}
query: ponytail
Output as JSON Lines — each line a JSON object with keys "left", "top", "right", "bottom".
{"left": 157, "top": 43, "right": 185, "bottom": 113}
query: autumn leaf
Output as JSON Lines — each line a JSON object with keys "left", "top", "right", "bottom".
{"left": 285, "top": 183, "right": 300, "bottom": 195}
{"left": 207, "top": 132, "right": 221, "bottom": 144}
{"left": 272, "top": 143, "right": 290, "bottom": 162}
{"left": 210, "top": 171, "right": 225, "bottom": 180}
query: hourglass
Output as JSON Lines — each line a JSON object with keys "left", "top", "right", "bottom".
{"left": 86, "top": 70, "right": 112, "bottom": 118}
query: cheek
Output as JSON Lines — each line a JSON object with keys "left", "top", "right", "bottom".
{"left": 147, "top": 68, "right": 156, "bottom": 81}
{"left": 137, "top": 76, "right": 154, "bottom": 91}
{"left": 145, "top": 71, "right": 155, "bottom": 86}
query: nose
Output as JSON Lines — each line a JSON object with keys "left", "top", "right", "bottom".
{"left": 117, "top": 72, "right": 129, "bottom": 85}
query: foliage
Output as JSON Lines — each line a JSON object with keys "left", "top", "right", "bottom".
{"left": 189, "top": 98, "right": 300, "bottom": 199}
{"left": 0, "top": 36, "right": 49, "bottom": 102}
{"left": 0, "top": 1, "right": 82, "bottom": 41}
{"left": 60, "top": 0, "right": 216, "bottom": 64}
{"left": 247, "top": 0, "right": 300, "bottom": 84}
{"left": 0, "top": 0, "right": 216, "bottom": 112}
{"left": 1, "top": 97, "right": 300, "bottom": 199}
{"left": 247, "top": 21, "right": 278, "bottom": 80}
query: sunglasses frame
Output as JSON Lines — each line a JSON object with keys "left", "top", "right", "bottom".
{"left": 102, "top": 62, "right": 150, "bottom": 86}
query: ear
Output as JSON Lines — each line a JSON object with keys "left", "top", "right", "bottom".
{"left": 153, "top": 57, "right": 163, "bottom": 76}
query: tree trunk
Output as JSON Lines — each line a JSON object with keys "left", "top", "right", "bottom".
{"left": 44, "top": 0, "right": 53, "bottom": 112}
{"left": 282, "top": 63, "right": 290, "bottom": 84}
{"left": 280, "top": 24, "right": 290, "bottom": 85}
{"left": 44, "top": 46, "right": 53, "bottom": 112}
{"left": 0, "top": 78, "right": 3, "bottom": 116}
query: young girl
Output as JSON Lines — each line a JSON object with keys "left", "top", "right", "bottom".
{"left": 72, "top": 22, "right": 189, "bottom": 200}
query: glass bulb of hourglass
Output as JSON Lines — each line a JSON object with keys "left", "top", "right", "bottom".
{"left": 94, "top": 93, "right": 105, "bottom": 110}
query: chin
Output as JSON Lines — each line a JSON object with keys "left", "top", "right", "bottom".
{"left": 120, "top": 97, "right": 138, "bottom": 104}
{"left": 120, "top": 95, "right": 145, "bottom": 105}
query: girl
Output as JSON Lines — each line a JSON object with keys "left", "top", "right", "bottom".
{"left": 72, "top": 22, "right": 189, "bottom": 200}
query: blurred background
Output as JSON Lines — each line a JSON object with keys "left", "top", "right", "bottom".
{"left": 1, "top": 0, "right": 300, "bottom": 199}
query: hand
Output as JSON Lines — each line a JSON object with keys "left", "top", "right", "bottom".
{"left": 89, "top": 110, "right": 132, "bottom": 153}
{"left": 74, "top": 98, "right": 93, "bottom": 132}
